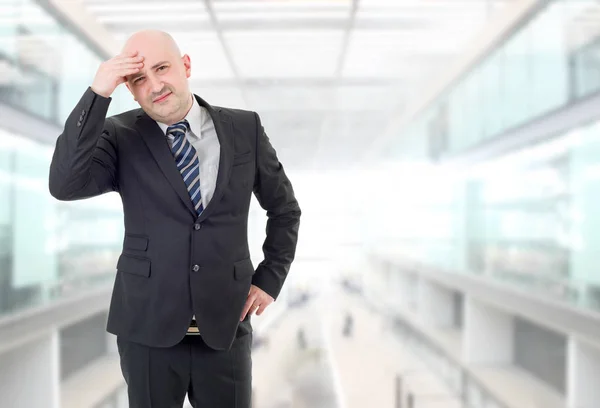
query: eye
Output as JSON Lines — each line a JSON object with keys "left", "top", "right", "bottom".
{"left": 158, "top": 65, "right": 167, "bottom": 71}
{"left": 133, "top": 77, "right": 145, "bottom": 84}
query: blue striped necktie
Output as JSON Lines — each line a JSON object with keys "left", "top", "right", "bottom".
{"left": 167, "top": 120, "right": 203, "bottom": 215}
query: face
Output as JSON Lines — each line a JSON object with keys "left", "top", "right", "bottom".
{"left": 124, "top": 38, "right": 193, "bottom": 125}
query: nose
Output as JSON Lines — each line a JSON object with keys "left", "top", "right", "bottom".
{"left": 148, "top": 74, "right": 163, "bottom": 95}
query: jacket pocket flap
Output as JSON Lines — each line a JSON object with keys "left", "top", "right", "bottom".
{"left": 124, "top": 234, "right": 148, "bottom": 251}
{"left": 234, "top": 258, "right": 254, "bottom": 280}
{"left": 117, "top": 254, "right": 151, "bottom": 277}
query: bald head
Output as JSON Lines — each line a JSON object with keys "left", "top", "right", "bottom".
{"left": 122, "top": 30, "right": 193, "bottom": 125}
{"left": 122, "top": 30, "right": 181, "bottom": 58}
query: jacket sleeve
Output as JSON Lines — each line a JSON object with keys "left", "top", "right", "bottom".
{"left": 251, "top": 112, "right": 301, "bottom": 300}
{"left": 49, "top": 87, "right": 118, "bottom": 201}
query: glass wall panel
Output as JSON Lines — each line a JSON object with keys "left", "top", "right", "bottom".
{"left": 375, "top": 115, "right": 600, "bottom": 313}
{"left": 0, "top": 128, "right": 124, "bottom": 317}
{"left": 447, "top": 81, "right": 466, "bottom": 154}
{"left": 58, "top": 33, "right": 100, "bottom": 123}
{"left": 0, "top": 0, "right": 133, "bottom": 125}
{"left": 464, "top": 66, "right": 483, "bottom": 147}
{"left": 0, "top": 0, "right": 141, "bottom": 317}
{"left": 479, "top": 49, "right": 503, "bottom": 140}
{"left": 502, "top": 23, "right": 531, "bottom": 130}
{"left": 395, "top": 0, "right": 600, "bottom": 159}
{"left": 377, "top": 0, "right": 600, "bottom": 314}
{"left": 529, "top": 1, "right": 569, "bottom": 117}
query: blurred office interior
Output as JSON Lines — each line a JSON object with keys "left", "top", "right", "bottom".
{"left": 2, "top": 0, "right": 600, "bottom": 407}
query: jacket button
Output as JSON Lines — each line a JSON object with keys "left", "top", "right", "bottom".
{"left": 194, "top": 223, "right": 201, "bottom": 230}
{"left": 192, "top": 265, "right": 200, "bottom": 272}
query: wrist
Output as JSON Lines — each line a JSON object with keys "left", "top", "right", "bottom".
{"left": 90, "top": 86, "right": 112, "bottom": 99}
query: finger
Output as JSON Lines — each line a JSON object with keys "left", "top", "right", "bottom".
{"left": 257, "top": 295, "right": 272, "bottom": 307}
{"left": 256, "top": 304, "right": 268, "bottom": 316}
{"left": 117, "top": 67, "right": 142, "bottom": 78}
{"left": 249, "top": 303, "right": 260, "bottom": 316}
{"left": 115, "top": 61, "right": 143, "bottom": 70}
{"left": 112, "top": 62, "right": 144, "bottom": 72}
{"left": 115, "top": 56, "right": 144, "bottom": 65}
{"left": 240, "top": 297, "right": 255, "bottom": 321}
{"left": 113, "top": 61, "right": 144, "bottom": 70}
{"left": 116, "top": 63, "right": 144, "bottom": 73}
{"left": 112, "top": 51, "right": 137, "bottom": 61}
{"left": 240, "top": 306, "right": 248, "bottom": 321}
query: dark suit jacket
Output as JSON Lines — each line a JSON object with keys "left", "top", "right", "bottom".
{"left": 49, "top": 87, "right": 301, "bottom": 350}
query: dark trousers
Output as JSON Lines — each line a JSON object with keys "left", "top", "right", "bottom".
{"left": 116, "top": 330, "right": 253, "bottom": 408}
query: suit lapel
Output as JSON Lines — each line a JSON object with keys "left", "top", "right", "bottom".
{"left": 136, "top": 113, "right": 197, "bottom": 217}
{"left": 196, "top": 95, "right": 234, "bottom": 222}
{"left": 134, "top": 94, "right": 235, "bottom": 221}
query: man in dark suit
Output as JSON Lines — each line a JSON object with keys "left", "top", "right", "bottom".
{"left": 49, "top": 29, "right": 301, "bottom": 408}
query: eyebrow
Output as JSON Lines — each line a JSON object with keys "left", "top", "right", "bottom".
{"left": 129, "top": 61, "right": 170, "bottom": 81}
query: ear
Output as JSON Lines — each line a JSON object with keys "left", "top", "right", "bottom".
{"left": 182, "top": 54, "right": 191, "bottom": 78}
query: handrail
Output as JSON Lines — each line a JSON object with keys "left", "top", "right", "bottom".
{"left": 358, "top": 291, "right": 511, "bottom": 408}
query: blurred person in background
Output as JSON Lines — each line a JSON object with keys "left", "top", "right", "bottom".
{"left": 48, "top": 30, "right": 301, "bottom": 408}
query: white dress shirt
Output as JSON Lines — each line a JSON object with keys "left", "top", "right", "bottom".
{"left": 156, "top": 95, "right": 220, "bottom": 210}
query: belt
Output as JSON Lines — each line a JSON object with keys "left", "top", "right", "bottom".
{"left": 187, "top": 318, "right": 200, "bottom": 335}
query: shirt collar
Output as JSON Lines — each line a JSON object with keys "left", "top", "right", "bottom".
{"left": 157, "top": 94, "right": 203, "bottom": 139}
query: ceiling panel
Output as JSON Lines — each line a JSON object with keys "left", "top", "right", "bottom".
{"left": 78, "top": 0, "right": 519, "bottom": 172}
{"left": 341, "top": 28, "right": 478, "bottom": 78}
{"left": 225, "top": 30, "right": 344, "bottom": 78}
{"left": 86, "top": 2, "right": 207, "bottom": 14}
{"left": 213, "top": 0, "right": 352, "bottom": 12}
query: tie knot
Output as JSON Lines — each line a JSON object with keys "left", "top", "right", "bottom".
{"left": 166, "top": 120, "right": 190, "bottom": 138}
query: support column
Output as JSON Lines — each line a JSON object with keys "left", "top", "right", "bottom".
{"left": 418, "top": 279, "right": 454, "bottom": 328}
{"left": 390, "top": 268, "right": 414, "bottom": 311}
{"left": 567, "top": 337, "right": 600, "bottom": 408}
{"left": 463, "top": 296, "right": 514, "bottom": 364}
{"left": 0, "top": 330, "right": 60, "bottom": 408}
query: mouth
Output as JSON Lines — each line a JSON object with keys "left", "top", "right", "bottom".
{"left": 153, "top": 92, "right": 172, "bottom": 103}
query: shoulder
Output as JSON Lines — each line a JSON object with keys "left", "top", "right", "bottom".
{"left": 106, "top": 108, "right": 143, "bottom": 131}
{"left": 214, "top": 106, "right": 257, "bottom": 121}
{"left": 213, "top": 106, "right": 264, "bottom": 136}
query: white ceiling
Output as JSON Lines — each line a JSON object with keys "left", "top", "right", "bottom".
{"left": 80, "top": 0, "right": 517, "bottom": 171}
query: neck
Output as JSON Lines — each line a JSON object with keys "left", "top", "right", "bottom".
{"left": 182, "top": 92, "right": 194, "bottom": 117}
{"left": 164, "top": 93, "right": 194, "bottom": 125}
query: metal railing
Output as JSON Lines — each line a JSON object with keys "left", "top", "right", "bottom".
{"left": 358, "top": 291, "right": 511, "bottom": 408}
